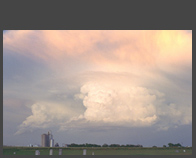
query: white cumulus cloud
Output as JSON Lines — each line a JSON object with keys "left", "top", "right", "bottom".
{"left": 78, "top": 82, "right": 159, "bottom": 126}
{"left": 15, "top": 101, "right": 81, "bottom": 135}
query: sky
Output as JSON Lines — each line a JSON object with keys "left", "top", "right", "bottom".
{"left": 3, "top": 30, "right": 192, "bottom": 147}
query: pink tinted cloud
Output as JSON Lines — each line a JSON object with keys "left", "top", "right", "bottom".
{"left": 3, "top": 30, "right": 192, "bottom": 73}
{"left": 3, "top": 98, "right": 32, "bottom": 108}
{"left": 4, "top": 30, "right": 192, "bottom": 133}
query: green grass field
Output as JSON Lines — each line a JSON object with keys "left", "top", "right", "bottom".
{"left": 3, "top": 146, "right": 192, "bottom": 155}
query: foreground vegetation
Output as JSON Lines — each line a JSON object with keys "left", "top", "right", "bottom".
{"left": 3, "top": 146, "right": 192, "bottom": 155}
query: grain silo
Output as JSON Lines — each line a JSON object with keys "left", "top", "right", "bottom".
{"left": 41, "top": 134, "right": 49, "bottom": 147}
{"left": 50, "top": 138, "right": 54, "bottom": 147}
{"left": 48, "top": 130, "right": 54, "bottom": 147}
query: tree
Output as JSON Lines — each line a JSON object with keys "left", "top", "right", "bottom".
{"left": 168, "top": 143, "right": 182, "bottom": 147}
{"left": 55, "top": 143, "right": 59, "bottom": 147}
{"left": 109, "top": 144, "right": 120, "bottom": 147}
{"left": 176, "top": 143, "right": 182, "bottom": 147}
{"left": 102, "top": 144, "right": 108, "bottom": 147}
{"left": 168, "top": 143, "right": 174, "bottom": 147}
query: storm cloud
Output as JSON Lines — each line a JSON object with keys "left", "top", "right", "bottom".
{"left": 3, "top": 30, "right": 192, "bottom": 146}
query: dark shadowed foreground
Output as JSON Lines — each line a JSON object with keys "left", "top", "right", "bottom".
{"left": 3, "top": 147, "right": 192, "bottom": 155}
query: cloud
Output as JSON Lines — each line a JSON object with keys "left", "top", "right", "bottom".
{"left": 60, "top": 72, "right": 191, "bottom": 131}
{"left": 4, "top": 30, "right": 191, "bottom": 134}
{"left": 77, "top": 82, "right": 159, "bottom": 126}
{"left": 3, "top": 30, "right": 192, "bottom": 73}
{"left": 15, "top": 101, "right": 82, "bottom": 135}
{"left": 14, "top": 71, "right": 191, "bottom": 134}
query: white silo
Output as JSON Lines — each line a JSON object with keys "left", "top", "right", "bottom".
{"left": 50, "top": 138, "right": 54, "bottom": 147}
{"left": 48, "top": 130, "right": 54, "bottom": 147}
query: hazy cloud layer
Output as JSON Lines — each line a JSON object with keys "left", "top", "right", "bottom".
{"left": 3, "top": 30, "right": 192, "bottom": 138}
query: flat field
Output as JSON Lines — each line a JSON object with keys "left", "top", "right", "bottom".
{"left": 3, "top": 146, "right": 192, "bottom": 155}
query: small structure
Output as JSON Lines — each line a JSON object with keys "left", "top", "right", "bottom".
{"left": 175, "top": 150, "right": 179, "bottom": 153}
{"left": 62, "top": 144, "right": 68, "bottom": 147}
{"left": 49, "top": 149, "right": 53, "bottom": 155}
{"left": 13, "top": 152, "right": 16, "bottom": 154}
{"left": 92, "top": 152, "right": 94, "bottom": 155}
{"left": 29, "top": 144, "right": 33, "bottom": 147}
{"left": 83, "top": 149, "right": 86, "bottom": 155}
{"left": 59, "top": 149, "right": 62, "bottom": 155}
{"left": 33, "top": 145, "right": 39, "bottom": 147}
{"left": 35, "top": 150, "right": 40, "bottom": 155}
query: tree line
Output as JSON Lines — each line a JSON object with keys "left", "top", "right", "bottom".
{"left": 67, "top": 143, "right": 143, "bottom": 147}
{"left": 167, "top": 143, "right": 182, "bottom": 147}
{"left": 67, "top": 143, "right": 183, "bottom": 148}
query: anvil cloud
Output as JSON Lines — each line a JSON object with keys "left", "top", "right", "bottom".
{"left": 3, "top": 30, "right": 192, "bottom": 146}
